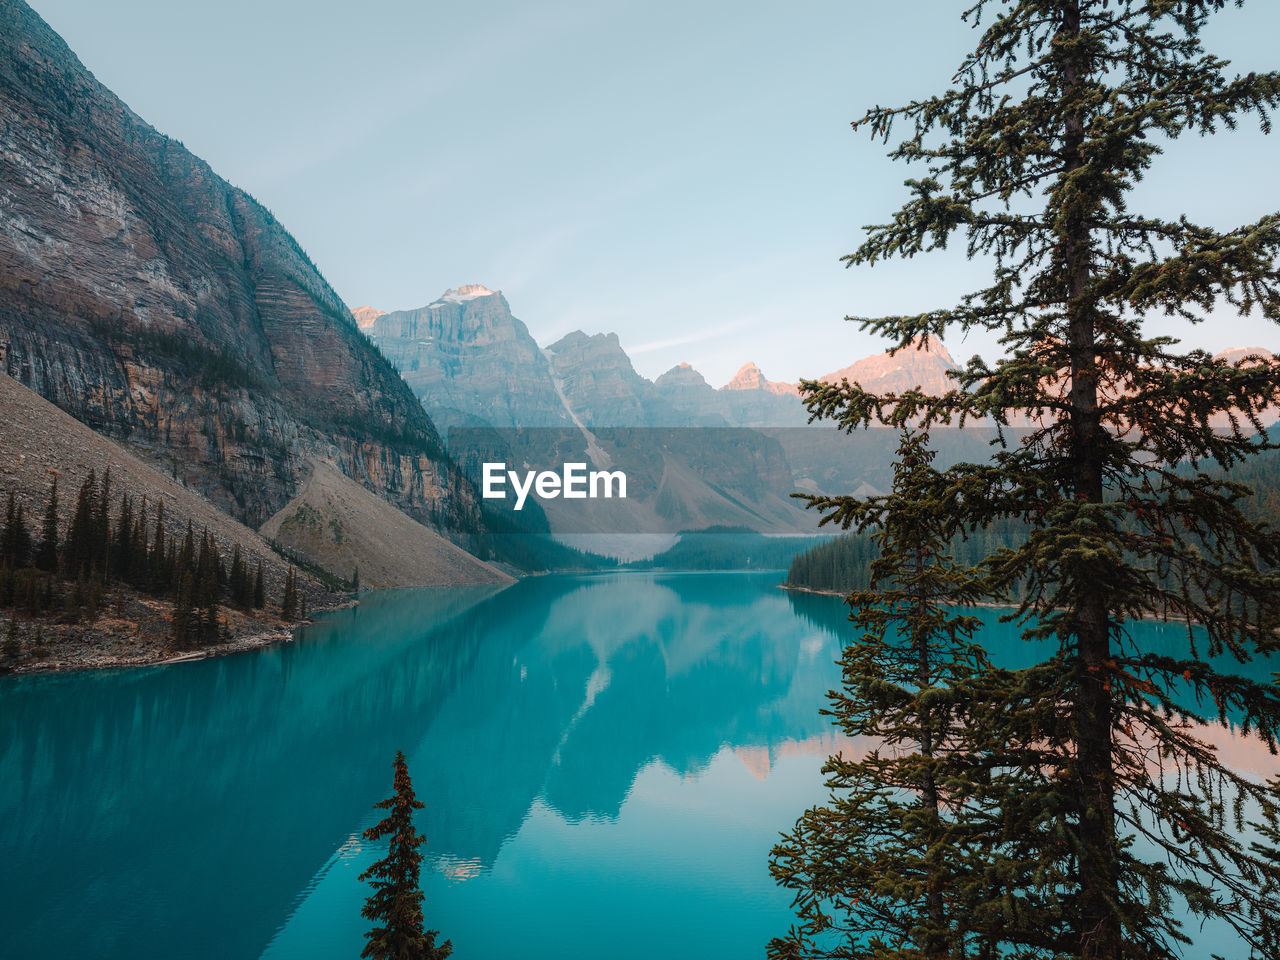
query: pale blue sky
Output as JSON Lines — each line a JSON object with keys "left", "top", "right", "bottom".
{"left": 27, "top": 0, "right": 1280, "bottom": 385}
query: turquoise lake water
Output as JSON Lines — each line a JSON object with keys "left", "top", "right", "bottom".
{"left": 1, "top": 572, "right": 1276, "bottom": 959}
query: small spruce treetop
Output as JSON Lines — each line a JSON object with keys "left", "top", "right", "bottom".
{"left": 359, "top": 750, "right": 451, "bottom": 960}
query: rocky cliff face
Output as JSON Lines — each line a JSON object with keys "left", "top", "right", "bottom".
{"left": 651, "top": 360, "right": 808, "bottom": 427}
{"left": 0, "top": 0, "right": 477, "bottom": 532}
{"left": 652, "top": 363, "right": 730, "bottom": 426}
{"left": 544, "top": 330, "right": 671, "bottom": 426}
{"left": 364, "top": 287, "right": 574, "bottom": 434}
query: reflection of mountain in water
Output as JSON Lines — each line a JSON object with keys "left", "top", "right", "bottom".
{"left": 0, "top": 573, "right": 842, "bottom": 960}
{"left": 414, "top": 574, "right": 842, "bottom": 858}
{"left": 4, "top": 575, "right": 1278, "bottom": 960}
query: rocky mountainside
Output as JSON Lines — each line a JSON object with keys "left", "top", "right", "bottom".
{"left": 0, "top": 370, "right": 328, "bottom": 602}
{"left": 0, "top": 370, "right": 335, "bottom": 668}
{"left": 651, "top": 364, "right": 730, "bottom": 426}
{"left": 0, "top": 0, "right": 478, "bottom": 534}
{"left": 363, "top": 287, "right": 574, "bottom": 434}
{"left": 260, "top": 462, "right": 512, "bottom": 590}
{"left": 363, "top": 289, "right": 817, "bottom": 429}
{"left": 359, "top": 289, "right": 980, "bottom": 537}
{"left": 544, "top": 330, "right": 670, "bottom": 426}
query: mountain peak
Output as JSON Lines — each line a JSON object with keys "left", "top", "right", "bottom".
{"left": 655, "top": 363, "right": 711, "bottom": 388}
{"left": 820, "top": 338, "right": 958, "bottom": 394}
{"left": 434, "top": 284, "right": 497, "bottom": 304}
{"left": 351, "top": 306, "right": 386, "bottom": 329}
{"left": 723, "top": 362, "right": 797, "bottom": 396}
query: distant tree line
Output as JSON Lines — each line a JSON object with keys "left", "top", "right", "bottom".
{"left": 0, "top": 469, "right": 300, "bottom": 648}
{"left": 788, "top": 446, "right": 1280, "bottom": 596}
{"left": 627, "top": 527, "right": 830, "bottom": 572}
{"left": 787, "top": 516, "right": 1028, "bottom": 595}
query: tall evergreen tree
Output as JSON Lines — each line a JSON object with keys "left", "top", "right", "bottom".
{"left": 94, "top": 468, "right": 112, "bottom": 577}
{"left": 150, "top": 501, "right": 168, "bottom": 593}
{"left": 171, "top": 569, "right": 195, "bottom": 649}
{"left": 113, "top": 494, "right": 134, "bottom": 582}
{"left": 34, "top": 473, "right": 59, "bottom": 573}
{"left": 280, "top": 567, "right": 298, "bottom": 621}
{"left": 194, "top": 529, "right": 221, "bottom": 644}
{"left": 252, "top": 559, "right": 265, "bottom": 609}
{"left": 130, "top": 498, "right": 149, "bottom": 587}
{"left": 358, "top": 750, "right": 451, "bottom": 960}
{"left": 772, "top": 431, "right": 1007, "bottom": 959}
{"left": 177, "top": 521, "right": 195, "bottom": 583}
{"left": 229, "top": 543, "right": 247, "bottom": 609}
{"left": 795, "top": 2, "right": 1280, "bottom": 957}
{"left": 63, "top": 471, "right": 96, "bottom": 578}
{"left": 2, "top": 499, "right": 33, "bottom": 571}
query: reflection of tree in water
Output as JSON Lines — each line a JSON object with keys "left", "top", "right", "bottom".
{"left": 0, "top": 582, "right": 517, "bottom": 960}
{"left": 0, "top": 573, "right": 854, "bottom": 960}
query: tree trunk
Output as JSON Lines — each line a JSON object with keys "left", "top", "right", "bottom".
{"left": 1059, "top": 2, "right": 1120, "bottom": 956}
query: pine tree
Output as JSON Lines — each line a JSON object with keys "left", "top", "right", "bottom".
{"left": 280, "top": 567, "right": 297, "bottom": 621}
{"left": 1, "top": 493, "right": 21, "bottom": 568}
{"left": 795, "top": 3, "right": 1280, "bottom": 957}
{"left": 171, "top": 570, "right": 195, "bottom": 648}
{"left": 150, "top": 500, "right": 167, "bottom": 593}
{"left": 63, "top": 471, "right": 96, "bottom": 578}
{"left": 772, "top": 431, "right": 1010, "bottom": 959}
{"left": 34, "top": 473, "right": 59, "bottom": 573}
{"left": 194, "top": 529, "right": 220, "bottom": 644}
{"left": 177, "top": 521, "right": 195, "bottom": 582}
{"left": 252, "top": 560, "right": 265, "bottom": 609}
{"left": 94, "top": 468, "right": 112, "bottom": 577}
{"left": 2, "top": 617, "right": 19, "bottom": 665}
{"left": 229, "top": 544, "right": 247, "bottom": 609}
{"left": 358, "top": 750, "right": 451, "bottom": 960}
{"left": 130, "top": 498, "right": 149, "bottom": 587}
{"left": 2, "top": 500, "right": 33, "bottom": 571}
{"left": 113, "top": 494, "right": 134, "bottom": 582}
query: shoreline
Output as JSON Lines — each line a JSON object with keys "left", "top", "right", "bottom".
{"left": 778, "top": 583, "right": 1207, "bottom": 627}
{"left": 2, "top": 598, "right": 356, "bottom": 676}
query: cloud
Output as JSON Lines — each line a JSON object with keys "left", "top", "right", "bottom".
{"left": 628, "top": 321, "right": 744, "bottom": 355}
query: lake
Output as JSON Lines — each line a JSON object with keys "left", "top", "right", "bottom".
{"left": 1, "top": 572, "right": 1276, "bottom": 959}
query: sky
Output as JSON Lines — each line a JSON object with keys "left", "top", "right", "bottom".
{"left": 26, "top": 0, "right": 1280, "bottom": 386}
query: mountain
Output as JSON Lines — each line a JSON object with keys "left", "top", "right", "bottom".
{"left": 0, "top": 369, "right": 335, "bottom": 665}
{"left": 0, "top": 0, "right": 477, "bottom": 534}
{"left": 652, "top": 363, "right": 730, "bottom": 426}
{"left": 363, "top": 290, "right": 817, "bottom": 429}
{"left": 819, "top": 338, "right": 959, "bottom": 395}
{"left": 351, "top": 306, "right": 387, "bottom": 329}
{"left": 725, "top": 362, "right": 797, "bottom": 396}
{"left": 359, "top": 289, "right": 982, "bottom": 540}
{"left": 362, "top": 287, "right": 574, "bottom": 433}
{"left": 544, "top": 330, "right": 667, "bottom": 426}
{"left": 260, "top": 462, "right": 512, "bottom": 589}
{"left": 717, "top": 362, "right": 808, "bottom": 427}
